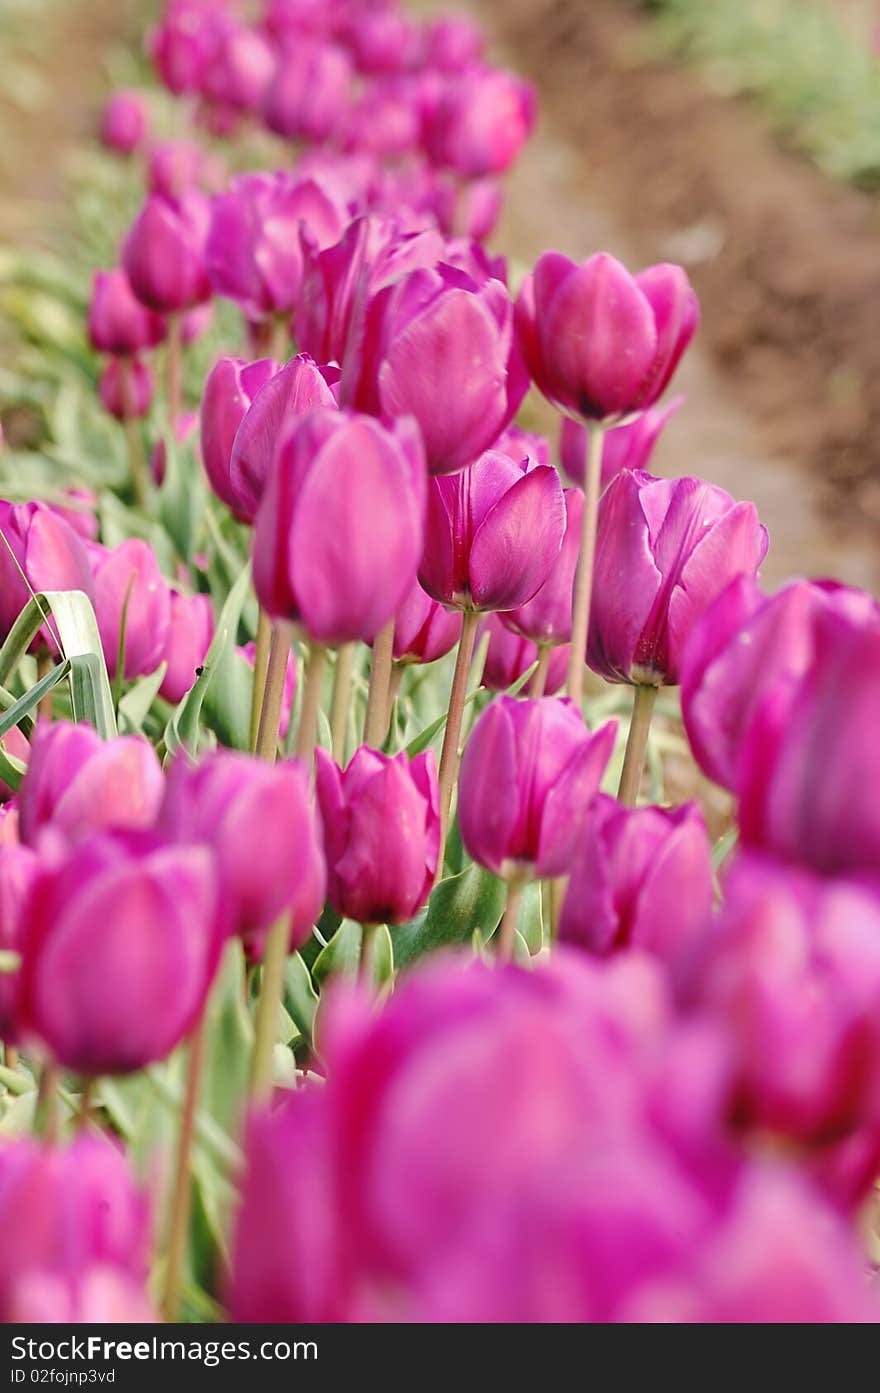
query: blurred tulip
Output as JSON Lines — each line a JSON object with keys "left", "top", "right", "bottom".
{"left": 253, "top": 410, "right": 425, "bottom": 646}
{"left": 432, "top": 175, "right": 504, "bottom": 242}
{"left": 159, "top": 590, "right": 214, "bottom": 703}
{"left": 502, "top": 487, "right": 582, "bottom": 645}
{"left": 90, "top": 539, "right": 172, "bottom": 681}
{"left": 516, "top": 252, "right": 698, "bottom": 423}
{"left": 390, "top": 578, "right": 462, "bottom": 665}
{"left": 99, "top": 90, "right": 148, "bottom": 155}
{"left": 560, "top": 397, "right": 684, "bottom": 489}
{"left": 200, "top": 356, "right": 281, "bottom": 515}
{"left": 263, "top": 40, "right": 353, "bottom": 143}
{"left": 150, "top": 409, "right": 198, "bottom": 488}
{"left": 480, "top": 614, "right": 568, "bottom": 694}
{"left": 200, "top": 22, "right": 274, "bottom": 112}
{"left": 424, "top": 68, "right": 535, "bottom": 178}
{"left": 459, "top": 696, "right": 615, "bottom": 880}
{"left": 425, "top": 16, "right": 485, "bottom": 71}
{"left": 342, "top": 79, "right": 421, "bottom": 159}
{"left": 89, "top": 269, "right": 166, "bottom": 356}
{"left": 419, "top": 449, "right": 565, "bottom": 613}
{"left": 98, "top": 357, "right": 154, "bottom": 420}
{"left": 148, "top": 0, "right": 219, "bottom": 94}
{"left": 123, "top": 192, "right": 212, "bottom": 314}
{"left": 0, "top": 842, "right": 38, "bottom": 1042}
{"left": 0, "top": 501, "right": 94, "bottom": 650}
{"left": 315, "top": 746, "right": 440, "bottom": 924}
{"left": 51, "top": 489, "right": 98, "bottom": 542}
{"left": 344, "top": 9, "right": 420, "bottom": 75}
{"left": 490, "top": 424, "right": 552, "bottom": 467}
{"left": 587, "top": 471, "right": 768, "bottom": 687}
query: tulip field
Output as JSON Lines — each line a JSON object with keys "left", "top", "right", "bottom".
{"left": 1, "top": 0, "right": 880, "bottom": 1334}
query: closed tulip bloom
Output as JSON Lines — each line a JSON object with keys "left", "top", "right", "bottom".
{"left": 0, "top": 1136, "right": 154, "bottom": 1323}
{"left": 99, "top": 90, "right": 148, "bottom": 155}
{"left": 199, "top": 23, "right": 274, "bottom": 112}
{"left": 0, "top": 843, "right": 38, "bottom": 1043}
{"left": 587, "top": 471, "right": 768, "bottom": 687}
{"left": 503, "top": 487, "right": 582, "bottom": 645}
{"left": 345, "top": 9, "right": 420, "bottom": 75}
{"left": 90, "top": 539, "right": 172, "bottom": 681}
{"left": 207, "top": 173, "right": 348, "bottom": 324}
{"left": 516, "top": 252, "right": 698, "bottom": 423}
{"left": 490, "top": 425, "right": 552, "bottom": 467}
{"left": 559, "top": 797, "right": 713, "bottom": 960}
{"left": 432, "top": 174, "right": 503, "bottom": 242}
{"left": 315, "top": 746, "right": 440, "bottom": 924}
{"left": 425, "top": 16, "right": 485, "bottom": 71}
{"left": 459, "top": 697, "right": 616, "bottom": 880}
{"left": 390, "top": 578, "right": 462, "bottom": 665}
{"left": 263, "top": 40, "right": 353, "bottom": 143}
{"left": 560, "top": 396, "right": 684, "bottom": 489}
{"left": 253, "top": 409, "right": 425, "bottom": 646}
{"left": 88, "top": 268, "right": 166, "bottom": 357}
{"left": 200, "top": 355, "right": 281, "bottom": 515}
{"left": 98, "top": 357, "right": 154, "bottom": 421}
{"left": 161, "top": 751, "right": 325, "bottom": 960}
{"left": 480, "top": 614, "right": 569, "bottom": 694}
{"left": 228, "top": 354, "right": 340, "bottom": 523}
{"left": 159, "top": 590, "right": 214, "bottom": 703}
{"left": 0, "top": 501, "right": 94, "bottom": 649}
{"left": 148, "top": 1, "right": 218, "bottom": 94}
{"left": 342, "top": 79, "right": 422, "bottom": 159}
{"left": 123, "top": 192, "right": 212, "bottom": 314}
{"left": 424, "top": 68, "right": 536, "bottom": 178}
{"left": 681, "top": 577, "right": 879, "bottom": 793}
{"left": 18, "top": 831, "right": 220, "bottom": 1074}
{"left": 19, "top": 723, "right": 164, "bottom": 849}
{"left": 147, "top": 139, "right": 210, "bottom": 199}
{"left": 419, "top": 449, "right": 565, "bottom": 613}
{"left": 738, "top": 610, "right": 880, "bottom": 877}
{"left": 342, "top": 265, "right": 524, "bottom": 476}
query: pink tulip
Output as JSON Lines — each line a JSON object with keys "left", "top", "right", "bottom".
{"left": 0, "top": 842, "right": 38, "bottom": 1043}
{"left": 147, "top": 139, "right": 211, "bottom": 199}
{"left": 199, "top": 22, "right": 274, "bottom": 112}
{"left": 424, "top": 16, "right": 485, "bottom": 72}
{"left": 89, "top": 539, "right": 172, "bottom": 681}
{"left": 480, "top": 614, "right": 568, "bottom": 694}
{"left": 344, "top": 9, "right": 421, "bottom": 75}
{"left": 200, "top": 355, "right": 281, "bottom": 516}
{"left": 502, "top": 487, "right": 582, "bottom": 645}
{"left": 423, "top": 68, "right": 536, "bottom": 178}
{"left": 263, "top": 40, "right": 353, "bottom": 143}
{"left": 342, "top": 78, "right": 422, "bottom": 159}
{"left": 147, "top": 0, "right": 221, "bottom": 95}
{"left": 159, "top": 590, "right": 214, "bottom": 703}
{"left": 98, "top": 357, "right": 154, "bottom": 421}
{"left": 560, "top": 396, "right": 684, "bottom": 488}
{"left": 123, "top": 192, "right": 212, "bottom": 314}
{"left": 99, "top": 90, "right": 148, "bottom": 155}
{"left": 0, "top": 501, "right": 94, "bottom": 650}
{"left": 390, "top": 578, "right": 462, "bottom": 665}
{"left": 88, "top": 268, "right": 166, "bottom": 357}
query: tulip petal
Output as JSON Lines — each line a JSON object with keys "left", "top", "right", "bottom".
{"left": 469, "top": 465, "right": 565, "bottom": 612}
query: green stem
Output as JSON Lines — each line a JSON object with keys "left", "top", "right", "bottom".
{"left": 294, "top": 643, "right": 327, "bottom": 766}
{"left": 436, "top": 610, "right": 480, "bottom": 862}
{"left": 566, "top": 423, "right": 605, "bottom": 705}
{"left": 529, "top": 644, "right": 552, "bottom": 698}
{"left": 497, "top": 879, "right": 524, "bottom": 964}
{"left": 35, "top": 1058, "right": 59, "bottom": 1143}
{"left": 255, "top": 624, "right": 292, "bottom": 763}
{"left": 249, "top": 914, "right": 291, "bottom": 1104}
{"left": 330, "top": 643, "right": 355, "bottom": 764}
{"left": 617, "top": 684, "right": 658, "bottom": 807}
{"left": 363, "top": 619, "right": 395, "bottom": 748}
{"left": 249, "top": 609, "right": 272, "bottom": 754}
{"left": 162, "top": 1011, "right": 208, "bottom": 1322}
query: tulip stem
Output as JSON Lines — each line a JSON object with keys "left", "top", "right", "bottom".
{"left": 162, "top": 1011, "right": 208, "bottom": 1322}
{"left": 364, "top": 620, "right": 395, "bottom": 748}
{"left": 250, "top": 914, "right": 291, "bottom": 1104}
{"left": 437, "top": 609, "right": 480, "bottom": 865}
{"left": 35, "top": 1059, "right": 60, "bottom": 1144}
{"left": 566, "top": 423, "right": 605, "bottom": 706}
{"left": 295, "top": 643, "right": 328, "bottom": 765}
{"left": 359, "top": 922, "right": 377, "bottom": 985}
{"left": 77, "top": 1078, "right": 95, "bottom": 1134}
{"left": 271, "top": 315, "right": 289, "bottom": 363}
{"left": 497, "top": 879, "right": 524, "bottom": 964}
{"left": 249, "top": 609, "right": 272, "bottom": 753}
{"left": 618, "top": 683, "right": 658, "bottom": 807}
{"left": 255, "top": 624, "right": 292, "bottom": 763}
{"left": 529, "top": 644, "right": 552, "bottom": 698}
{"left": 166, "top": 312, "right": 184, "bottom": 425}
{"left": 4, "top": 1045, "right": 18, "bottom": 1071}
{"left": 118, "top": 357, "right": 149, "bottom": 511}
{"left": 330, "top": 643, "right": 356, "bottom": 764}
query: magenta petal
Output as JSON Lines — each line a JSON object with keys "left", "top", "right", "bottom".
{"left": 469, "top": 465, "right": 565, "bottom": 611}
{"left": 458, "top": 700, "right": 519, "bottom": 875}
{"left": 536, "top": 720, "right": 617, "bottom": 877}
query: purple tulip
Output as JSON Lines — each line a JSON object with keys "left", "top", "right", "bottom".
{"left": 0, "top": 501, "right": 94, "bottom": 650}
{"left": 50, "top": 489, "right": 98, "bottom": 542}
{"left": 253, "top": 409, "right": 425, "bottom": 646}
{"left": 432, "top": 174, "right": 503, "bottom": 242}
{"left": 559, "top": 796, "right": 713, "bottom": 960}
{"left": 342, "top": 78, "right": 422, "bottom": 159}
{"left": 490, "top": 424, "right": 552, "bottom": 467}
{"left": 418, "top": 449, "right": 565, "bottom": 613}
{"left": 99, "top": 90, "right": 148, "bottom": 155}
{"left": 89, "top": 539, "right": 172, "bottom": 681}
{"left": 200, "top": 355, "right": 281, "bottom": 516}
{"left": 560, "top": 396, "right": 684, "bottom": 488}
{"left": 315, "top": 746, "right": 440, "bottom": 925}
{"left": 480, "top": 614, "right": 569, "bottom": 694}
{"left": 239, "top": 639, "right": 297, "bottom": 739}
{"left": 98, "top": 357, "right": 154, "bottom": 421}
{"left": 587, "top": 470, "right": 768, "bottom": 687}
{"left": 199, "top": 22, "right": 274, "bottom": 112}
{"left": 228, "top": 354, "right": 340, "bottom": 523}
{"left": 344, "top": 9, "right": 420, "bottom": 75}
{"left": 19, "top": 722, "right": 164, "bottom": 849}
{"left": 389, "top": 577, "right": 462, "bottom": 666}
{"left": 516, "top": 252, "right": 699, "bottom": 423}
{"left": 147, "top": 0, "right": 220, "bottom": 95}
{"left": 263, "top": 39, "right": 353, "bottom": 143}
{"left": 342, "top": 264, "right": 525, "bottom": 476}
{"left": 425, "top": 16, "right": 485, "bottom": 71}
{"left": 147, "top": 139, "right": 211, "bottom": 199}
{"left": 0, "top": 1136, "right": 154, "bottom": 1322}
{"left": 738, "top": 609, "right": 880, "bottom": 877}
{"left": 123, "top": 192, "right": 212, "bottom": 314}
{"left": 502, "top": 487, "right": 582, "bottom": 645}
{"left": 423, "top": 68, "right": 536, "bottom": 178}
{"left": 0, "top": 842, "right": 38, "bottom": 1043}
{"left": 158, "top": 590, "right": 214, "bottom": 703}
{"left": 161, "top": 751, "right": 325, "bottom": 961}
{"left": 18, "top": 830, "right": 220, "bottom": 1075}
{"left": 88, "top": 268, "right": 166, "bottom": 357}
{"left": 151, "top": 409, "right": 197, "bottom": 488}
{"left": 459, "top": 696, "right": 616, "bottom": 879}
{"left": 207, "top": 173, "right": 348, "bottom": 325}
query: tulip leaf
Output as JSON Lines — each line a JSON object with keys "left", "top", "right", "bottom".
{"left": 200, "top": 942, "right": 254, "bottom": 1141}
{"left": 163, "top": 562, "right": 251, "bottom": 757}
{"left": 311, "top": 918, "right": 363, "bottom": 983}
{"left": 201, "top": 648, "right": 252, "bottom": 752}
{"left": 284, "top": 951, "right": 320, "bottom": 1043}
{"left": 0, "top": 747, "right": 25, "bottom": 793}
{"left": 0, "top": 659, "right": 69, "bottom": 739}
{"left": 117, "top": 662, "right": 168, "bottom": 735}
{"left": 0, "top": 589, "right": 116, "bottom": 738}
{"left": 393, "top": 863, "right": 507, "bottom": 970}
{"left": 518, "top": 881, "right": 544, "bottom": 955}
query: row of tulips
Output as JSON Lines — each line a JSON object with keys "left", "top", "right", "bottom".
{"left": 0, "top": 0, "right": 878, "bottom": 1324}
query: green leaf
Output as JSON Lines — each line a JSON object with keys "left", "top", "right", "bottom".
{"left": 117, "top": 662, "right": 168, "bottom": 734}
{"left": 163, "top": 563, "right": 250, "bottom": 757}
{"left": 0, "top": 660, "right": 68, "bottom": 739}
{"left": 518, "top": 880, "right": 544, "bottom": 955}
{"left": 201, "top": 647, "right": 252, "bottom": 752}
{"left": 0, "top": 747, "right": 25, "bottom": 793}
{"left": 283, "top": 951, "right": 319, "bottom": 1044}
{"left": 393, "top": 863, "right": 507, "bottom": 970}
{"left": 200, "top": 942, "right": 254, "bottom": 1140}
{"left": 311, "top": 918, "right": 363, "bottom": 984}
{"left": 0, "top": 589, "right": 116, "bottom": 738}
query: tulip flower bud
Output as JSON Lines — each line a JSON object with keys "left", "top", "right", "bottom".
{"left": 253, "top": 409, "right": 425, "bottom": 646}
{"left": 88, "top": 268, "right": 166, "bottom": 357}
{"left": 161, "top": 751, "right": 325, "bottom": 960}
{"left": 0, "top": 501, "right": 94, "bottom": 650}
{"left": 342, "top": 79, "right": 422, "bottom": 160}
{"left": 200, "top": 23, "right": 274, "bottom": 112}
{"left": 200, "top": 356, "right": 281, "bottom": 515}
{"left": 424, "top": 68, "right": 536, "bottom": 178}
{"left": 123, "top": 192, "right": 212, "bottom": 314}
{"left": 19, "top": 722, "right": 164, "bottom": 849}
{"left": 560, "top": 397, "right": 684, "bottom": 489}
{"left": 516, "top": 252, "right": 698, "bottom": 423}
{"left": 479, "top": 614, "right": 568, "bottom": 694}
{"left": 459, "top": 696, "right": 616, "bottom": 880}
{"left": 343, "top": 265, "right": 524, "bottom": 476}
{"left": 89, "top": 539, "right": 172, "bottom": 681}
{"left": 432, "top": 175, "right": 504, "bottom": 242}
{"left": 207, "top": 173, "right": 348, "bottom": 325}
{"left": 99, "top": 90, "right": 148, "bottom": 155}
{"left": 390, "top": 578, "right": 462, "bottom": 665}
{"left": 0, "top": 1136, "right": 154, "bottom": 1323}
{"left": 147, "top": 139, "right": 209, "bottom": 199}
{"left": 315, "top": 746, "right": 440, "bottom": 924}
{"left": 0, "top": 843, "right": 38, "bottom": 1043}
{"left": 158, "top": 590, "right": 214, "bottom": 704}
{"left": 425, "top": 16, "right": 485, "bottom": 71}
{"left": 150, "top": 409, "right": 198, "bottom": 487}
{"left": 502, "top": 487, "right": 582, "bottom": 645}
{"left": 587, "top": 471, "right": 768, "bottom": 687}
{"left": 263, "top": 40, "right": 353, "bottom": 143}
{"left": 18, "top": 831, "right": 220, "bottom": 1074}
{"left": 419, "top": 449, "right": 565, "bottom": 613}
{"left": 559, "top": 797, "right": 713, "bottom": 961}
{"left": 148, "top": 1, "right": 217, "bottom": 94}
{"left": 98, "top": 357, "right": 154, "bottom": 421}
